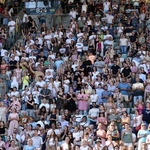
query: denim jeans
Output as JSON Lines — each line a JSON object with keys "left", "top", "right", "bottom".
{"left": 79, "top": 110, "right": 87, "bottom": 115}
{"left": 3, "top": 18, "right": 8, "bottom": 25}
{"left": 133, "top": 95, "right": 143, "bottom": 104}
{"left": 26, "top": 109, "right": 34, "bottom": 117}
{"left": 120, "top": 46, "right": 127, "bottom": 54}
{"left": 90, "top": 120, "right": 97, "bottom": 129}
{"left": 9, "top": 30, "right": 15, "bottom": 45}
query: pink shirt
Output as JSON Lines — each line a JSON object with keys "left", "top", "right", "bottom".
{"left": 77, "top": 94, "right": 88, "bottom": 111}
{"left": 131, "top": 66, "right": 137, "bottom": 73}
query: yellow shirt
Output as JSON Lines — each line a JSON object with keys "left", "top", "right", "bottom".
{"left": 22, "top": 75, "right": 29, "bottom": 84}
{"left": 132, "top": 83, "right": 144, "bottom": 90}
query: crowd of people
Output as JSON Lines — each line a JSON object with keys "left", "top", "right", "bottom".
{"left": 0, "top": 0, "right": 150, "bottom": 150}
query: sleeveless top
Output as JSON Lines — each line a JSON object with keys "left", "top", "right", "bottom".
{"left": 122, "top": 131, "right": 132, "bottom": 143}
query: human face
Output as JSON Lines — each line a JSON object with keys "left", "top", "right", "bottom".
{"left": 65, "top": 137, "right": 70, "bottom": 143}
{"left": 27, "top": 139, "right": 33, "bottom": 145}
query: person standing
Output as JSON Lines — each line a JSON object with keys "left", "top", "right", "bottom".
{"left": 23, "top": 138, "right": 35, "bottom": 150}
{"left": 0, "top": 78, "right": 6, "bottom": 101}
{"left": 8, "top": 17, "right": 16, "bottom": 46}
{"left": 103, "top": 0, "right": 111, "bottom": 13}
{"left": 119, "top": 34, "right": 128, "bottom": 54}
{"left": 89, "top": 102, "right": 99, "bottom": 129}
{"left": 8, "top": 107, "right": 19, "bottom": 136}
{"left": 22, "top": 11, "right": 28, "bottom": 35}
{"left": 32, "top": 129, "right": 43, "bottom": 150}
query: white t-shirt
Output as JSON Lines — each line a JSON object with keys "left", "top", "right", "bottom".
{"left": 23, "top": 14, "right": 28, "bottom": 23}
{"left": 54, "top": 129, "right": 61, "bottom": 136}
{"left": 146, "top": 135, "right": 150, "bottom": 149}
{"left": 117, "top": 27, "right": 124, "bottom": 33}
{"left": 139, "top": 73, "right": 146, "bottom": 82}
{"left": 106, "top": 14, "right": 114, "bottom": 24}
{"left": 66, "top": 38, "right": 72, "bottom": 45}
{"left": 36, "top": 81, "right": 46, "bottom": 91}
{"left": 59, "top": 48, "right": 66, "bottom": 54}
{"left": 48, "top": 54, "right": 55, "bottom": 60}
{"left": 77, "top": 33, "right": 83, "bottom": 38}
{"left": 70, "top": 11, "right": 77, "bottom": 19}
{"left": 103, "top": 2, "right": 110, "bottom": 11}
{"left": 120, "top": 38, "right": 128, "bottom": 46}
{"left": 75, "top": 114, "right": 83, "bottom": 123}
{"left": 61, "top": 142, "right": 73, "bottom": 150}
{"left": 36, "top": 120, "right": 49, "bottom": 128}
{"left": 76, "top": 42, "right": 83, "bottom": 52}
{"left": 89, "top": 108, "right": 99, "bottom": 121}
{"left": 68, "top": 0, "right": 74, "bottom": 3}
{"left": 10, "top": 91, "right": 20, "bottom": 97}
{"left": 82, "top": 5, "right": 88, "bottom": 13}
{"left": 0, "top": 49, "right": 7, "bottom": 57}
{"left": 8, "top": 20, "right": 16, "bottom": 31}
{"left": 90, "top": 94, "right": 98, "bottom": 104}
{"left": 80, "top": 146, "right": 89, "bottom": 150}
{"left": 105, "top": 141, "right": 114, "bottom": 150}
{"left": 73, "top": 131, "right": 81, "bottom": 141}
{"left": 133, "top": 115, "right": 142, "bottom": 127}
{"left": 54, "top": 81, "right": 61, "bottom": 91}
{"left": 32, "top": 136, "right": 43, "bottom": 149}
{"left": 44, "top": 34, "right": 52, "bottom": 40}
{"left": 104, "top": 34, "right": 113, "bottom": 45}
{"left": 39, "top": 103, "right": 50, "bottom": 111}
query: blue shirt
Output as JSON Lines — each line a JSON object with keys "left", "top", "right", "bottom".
{"left": 24, "top": 145, "right": 35, "bottom": 150}
{"left": 96, "top": 88, "right": 104, "bottom": 104}
{"left": 118, "top": 83, "right": 131, "bottom": 95}
{"left": 55, "top": 60, "right": 64, "bottom": 69}
{"left": 101, "top": 90, "right": 112, "bottom": 102}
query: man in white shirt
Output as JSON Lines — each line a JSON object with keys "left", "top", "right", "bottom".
{"left": 69, "top": 8, "right": 78, "bottom": 19}
{"left": 22, "top": 11, "right": 28, "bottom": 34}
{"left": 60, "top": 114, "right": 69, "bottom": 130}
{"left": 103, "top": 30, "right": 113, "bottom": 55}
{"left": 0, "top": 45, "right": 8, "bottom": 57}
{"left": 89, "top": 102, "right": 99, "bottom": 129}
{"left": 73, "top": 127, "right": 82, "bottom": 145}
{"left": 104, "top": 30, "right": 113, "bottom": 46}
{"left": 36, "top": 76, "right": 46, "bottom": 92}
{"left": 32, "top": 129, "right": 43, "bottom": 149}
{"left": 36, "top": 117, "right": 49, "bottom": 128}
{"left": 8, "top": 17, "right": 16, "bottom": 45}
{"left": 106, "top": 12, "right": 114, "bottom": 25}
{"left": 103, "top": 0, "right": 110, "bottom": 13}
{"left": 76, "top": 38, "right": 83, "bottom": 55}
{"left": 39, "top": 98, "right": 50, "bottom": 112}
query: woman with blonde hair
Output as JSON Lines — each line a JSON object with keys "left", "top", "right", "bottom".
{"left": 137, "top": 122, "right": 149, "bottom": 150}
{"left": 23, "top": 138, "right": 35, "bottom": 150}
{"left": 106, "top": 122, "right": 120, "bottom": 142}
{"left": 80, "top": 139, "right": 90, "bottom": 150}
{"left": 0, "top": 102, "right": 7, "bottom": 123}
{"left": 46, "top": 130, "right": 58, "bottom": 150}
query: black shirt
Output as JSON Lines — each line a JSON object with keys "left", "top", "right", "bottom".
{"left": 129, "top": 35, "right": 136, "bottom": 43}
{"left": 124, "top": 23, "right": 133, "bottom": 33}
{"left": 142, "top": 109, "right": 150, "bottom": 124}
{"left": 81, "top": 60, "right": 92, "bottom": 76}
{"left": 122, "top": 67, "right": 131, "bottom": 78}
{"left": 111, "top": 65, "right": 120, "bottom": 75}
{"left": 9, "top": 60, "right": 17, "bottom": 70}
{"left": 26, "top": 99, "right": 34, "bottom": 109}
